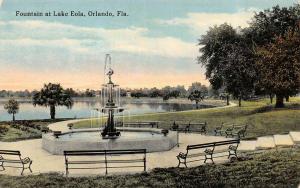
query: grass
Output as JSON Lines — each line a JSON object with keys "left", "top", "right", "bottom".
{"left": 73, "top": 97, "right": 300, "bottom": 138}
{"left": 0, "top": 149, "right": 299, "bottom": 187}
{"left": 0, "top": 119, "right": 72, "bottom": 142}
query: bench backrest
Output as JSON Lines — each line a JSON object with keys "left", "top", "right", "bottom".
{"left": 123, "top": 122, "right": 159, "bottom": 128}
{"left": 174, "top": 121, "right": 206, "bottom": 126}
{"left": 0, "top": 150, "right": 21, "bottom": 156}
{"left": 64, "top": 149, "right": 146, "bottom": 156}
{"left": 186, "top": 139, "right": 240, "bottom": 151}
{"left": 213, "top": 139, "right": 240, "bottom": 147}
{"left": 64, "top": 149, "right": 147, "bottom": 175}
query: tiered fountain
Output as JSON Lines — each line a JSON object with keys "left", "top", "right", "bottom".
{"left": 100, "top": 54, "right": 122, "bottom": 138}
{"left": 42, "top": 54, "right": 178, "bottom": 155}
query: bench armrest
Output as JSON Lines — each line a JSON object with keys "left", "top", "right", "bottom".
{"left": 21, "top": 157, "right": 32, "bottom": 164}
{"left": 177, "top": 152, "right": 187, "bottom": 159}
{"left": 228, "top": 145, "right": 238, "bottom": 151}
{"left": 204, "top": 149, "right": 213, "bottom": 155}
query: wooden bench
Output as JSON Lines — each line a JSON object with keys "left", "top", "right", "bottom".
{"left": 186, "top": 122, "right": 207, "bottom": 134}
{"left": 0, "top": 150, "right": 33, "bottom": 175}
{"left": 64, "top": 149, "right": 146, "bottom": 176}
{"left": 177, "top": 139, "right": 240, "bottom": 167}
{"left": 123, "top": 122, "right": 159, "bottom": 128}
{"left": 225, "top": 124, "right": 248, "bottom": 138}
{"left": 171, "top": 121, "right": 207, "bottom": 134}
{"left": 214, "top": 123, "right": 235, "bottom": 136}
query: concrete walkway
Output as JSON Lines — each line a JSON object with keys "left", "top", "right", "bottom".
{"left": 0, "top": 133, "right": 232, "bottom": 176}
{"left": 1, "top": 116, "right": 299, "bottom": 176}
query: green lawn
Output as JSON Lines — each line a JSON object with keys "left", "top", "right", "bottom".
{"left": 73, "top": 97, "right": 300, "bottom": 138}
{"left": 0, "top": 119, "right": 70, "bottom": 142}
{"left": 0, "top": 149, "right": 299, "bottom": 188}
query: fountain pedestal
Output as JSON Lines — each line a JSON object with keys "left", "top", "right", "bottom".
{"left": 100, "top": 58, "right": 123, "bottom": 139}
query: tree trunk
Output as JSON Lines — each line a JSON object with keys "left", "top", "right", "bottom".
{"left": 269, "top": 93, "right": 273, "bottom": 104}
{"left": 226, "top": 95, "right": 230, "bottom": 106}
{"left": 238, "top": 97, "right": 242, "bottom": 107}
{"left": 12, "top": 113, "right": 15, "bottom": 121}
{"left": 275, "top": 94, "right": 284, "bottom": 108}
{"left": 50, "top": 105, "right": 56, "bottom": 119}
{"left": 285, "top": 95, "right": 289, "bottom": 102}
{"left": 195, "top": 101, "right": 199, "bottom": 109}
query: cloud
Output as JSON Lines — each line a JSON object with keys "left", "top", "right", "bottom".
{"left": 0, "top": 20, "right": 197, "bottom": 58}
{"left": 157, "top": 10, "right": 255, "bottom": 35}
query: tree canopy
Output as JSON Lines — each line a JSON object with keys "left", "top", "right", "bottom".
{"left": 198, "top": 4, "right": 300, "bottom": 107}
{"left": 33, "top": 83, "right": 73, "bottom": 119}
{"left": 4, "top": 99, "right": 19, "bottom": 121}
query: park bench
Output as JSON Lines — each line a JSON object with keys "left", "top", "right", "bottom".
{"left": 123, "top": 121, "right": 159, "bottom": 128}
{"left": 64, "top": 149, "right": 147, "bottom": 176}
{"left": 177, "top": 139, "right": 240, "bottom": 167}
{"left": 171, "top": 121, "right": 207, "bottom": 134}
{"left": 225, "top": 124, "right": 248, "bottom": 138}
{"left": 186, "top": 122, "right": 207, "bottom": 134}
{"left": 214, "top": 123, "right": 235, "bottom": 136}
{"left": 0, "top": 150, "right": 33, "bottom": 175}
{"left": 170, "top": 121, "right": 189, "bottom": 132}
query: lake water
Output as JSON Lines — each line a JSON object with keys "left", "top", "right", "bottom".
{"left": 0, "top": 98, "right": 212, "bottom": 121}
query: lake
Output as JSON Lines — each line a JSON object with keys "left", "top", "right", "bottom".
{"left": 0, "top": 98, "right": 214, "bottom": 121}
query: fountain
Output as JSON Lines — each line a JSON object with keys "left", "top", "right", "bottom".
{"left": 100, "top": 54, "right": 122, "bottom": 138}
{"left": 42, "top": 54, "right": 178, "bottom": 155}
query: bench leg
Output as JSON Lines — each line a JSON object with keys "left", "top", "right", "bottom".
{"left": 228, "top": 150, "right": 237, "bottom": 159}
{"left": 177, "top": 157, "right": 187, "bottom": 168}
{"left": 21, "top": 164, "right": 25, "bottom": 176}
{"left": 0, "top": 162, "right": 5, "bottom": 171}
{"left": 204, "top": 155, "right": 214, "bottom": 164}
{"left": 66, "top": 165, "right": 69, "bottom": 177}
{"left": 28, "top": 161, "right": 33, "bottom": 173}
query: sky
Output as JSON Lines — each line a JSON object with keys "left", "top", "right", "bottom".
{"left": 0, "top": 0, "right": 298, "bottom": 91}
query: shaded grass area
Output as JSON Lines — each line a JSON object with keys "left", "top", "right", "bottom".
{"left": 73, "top": 97, "right": 300, "bottom": 138}
{"left": 0, "top": 149, "right": 299, "bottom": 188}
{"left": 0, "top": 119, "right": 71, "bottom": 142}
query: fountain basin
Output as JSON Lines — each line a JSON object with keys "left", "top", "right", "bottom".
{"left": 42, "top": 127, "right": 178, "bottom": 155}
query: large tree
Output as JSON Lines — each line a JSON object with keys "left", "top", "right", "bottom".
{"left": 245, "top": 5, "right": 300, "bottom": 101}
{"left": 256, "top": 31, "right": 300, "bottom": 107}
{"left": 198, "top": 24, "right": 255, "bottom": 106}
{"left": 4, "top": 99, "right": 19, "bottom": 121}
{"left": 33, "top": 83, "right": 73, "bottom": 119}
{"left": 220, "top": 40, "right": 257, "bottom": 107}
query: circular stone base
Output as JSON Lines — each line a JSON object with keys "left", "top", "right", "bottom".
{"left": 42, "top": 128, "right": 178, "bottom": 155}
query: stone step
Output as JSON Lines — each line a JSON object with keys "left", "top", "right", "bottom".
{"left": 273, "top": 134, "right": 294, "bottom": 147}
{"left": 238, "top": 140, "right": 257, "bottom": 151}
{"left": 289, "top": 131, "right": 300, "bottom": 144}
{"left": 256, "top": 136, "right": 275, "bottom": 149}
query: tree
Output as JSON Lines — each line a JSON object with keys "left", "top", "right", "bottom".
{"left": 33, "top": 83, "right": 73, "bottom": 119}
{"left": 188, "top": 82, "right": 208, "bottom": 96}
{"left": 256, "top": 31, "right": 300, "bottom": 108}
{"left": 4, "top": 99, "right": 19, "bottom": 121}
{"left": 245, "top": 5, "right": 300, "bottom": 101}
{"left": 198, "top": 24, "right": 251, "bottom": 105}
{"left": 188, "top": 90, "right": 204, "bottom": 109}
{"left": 220, "top": 40, "right": 257, "bottom": 107}
{"left": 198, "top": 23, "right": 238, "bottom": 89}
{"left": 246, "top": 5, "right": 300, "bottom": 46}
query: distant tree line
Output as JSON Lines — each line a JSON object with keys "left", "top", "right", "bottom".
{"left": 123, "top": 82, "right": 209, "bottom": 100}
{"left": 0, "top": 82, "right": 212, "bottom": 100}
